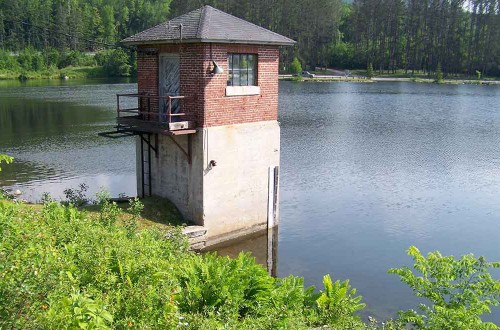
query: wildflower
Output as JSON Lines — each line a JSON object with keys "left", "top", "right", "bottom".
{"left": 41, "top": 304, "right": 49, "bottom": 310}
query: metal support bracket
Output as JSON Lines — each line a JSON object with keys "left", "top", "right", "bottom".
{"left": 168, "top": 134, "right": 192, "bottom": 164}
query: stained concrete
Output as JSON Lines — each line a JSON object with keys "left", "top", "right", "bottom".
{"left": 137, "top": 120, "right": 280, "bottom": 243}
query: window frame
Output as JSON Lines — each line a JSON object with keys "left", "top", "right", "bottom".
{"left": 227, "top": 53, "right": 258, "bottom": 87}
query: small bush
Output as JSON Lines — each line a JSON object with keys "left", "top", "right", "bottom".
{"left": 63, "top": 183, "right": 89, "bottom": 206}
{"left": 95, "top": 48, "right": 131, "bottom": 76}
{"left": 290, "top": 57, "right": 303, "bottom": 75}
{"left": 389, "top": 246, "right": 500, "bottom": 329}
{"left": 0, "top": 51, "right": 20, "bottom": 71}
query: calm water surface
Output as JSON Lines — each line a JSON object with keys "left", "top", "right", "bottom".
{"left": 1, "top": 79, "right": 500, "bottom": 323}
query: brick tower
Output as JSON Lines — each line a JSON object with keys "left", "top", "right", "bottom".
{"left": 116, "top": 6, "right": 294, "bottom": 244}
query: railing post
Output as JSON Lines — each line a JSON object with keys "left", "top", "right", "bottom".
{"left": 168, "top": 96, "right": 172, "bottom": 124}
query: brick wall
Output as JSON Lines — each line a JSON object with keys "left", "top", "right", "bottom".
{"left": 137, "top": 43, "right": 280, "bottom": 127}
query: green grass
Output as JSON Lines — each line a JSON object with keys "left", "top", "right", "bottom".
{"left": 80, "top": 195, "right": 185, "bottom": 228}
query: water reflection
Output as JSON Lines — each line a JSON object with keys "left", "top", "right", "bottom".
{"left": 0, "top": 80, "right": 137, "bottom": 200}
{"left": 204, "top": 228, "right": 279, "bottom": 276}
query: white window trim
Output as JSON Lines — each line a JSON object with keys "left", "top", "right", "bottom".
{"left": 225, "top": 85, "right": 260, "bottom": 96}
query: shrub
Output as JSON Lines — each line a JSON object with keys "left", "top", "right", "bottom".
{"left": 435, "top": 63, "right": 444, "bottom": 83}
{"left": 290, "top": 57, "right": 303, "bottom": 75}
{"left": 96, "top": 48, "right": 131, "bottom": 76}
{"left": 58, "top": 51, "right": 95, "bottom": 68}
{"left": 316, "top": 274, "right": 366, "bottom": 328}
{"left": 0, "top": 51, "right": 20, "bottom": 71}
{"left": 17, "top": 47, "right": 46, "bottom": 71}
{"left": 63, "top": 183, "right": 89, "bottom": 206}
{"left": 0, "top": 154, "right": 13, "bottom": 172}
{"left": 389, "top": 246, "right": 500, "bottom": 329}
{"left": 367, "top": 63, "right": 374, "bottom": 79}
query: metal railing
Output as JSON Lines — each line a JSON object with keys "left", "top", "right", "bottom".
{"left": 116, "top": 93, "right": 187, "bottom": 125}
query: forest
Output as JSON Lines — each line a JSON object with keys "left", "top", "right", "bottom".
{"left": 0, "top": 0, "right": 499, "bottom": 77}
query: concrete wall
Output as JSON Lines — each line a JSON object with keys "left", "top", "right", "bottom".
{"left": 136, "top": 133, "right": 204, "bottom": 225}
{"left": 201, "top": 120, "right": 280, "bottom": 242}
{"left": 139, "top": 120, "right": 280, "bottom": 242}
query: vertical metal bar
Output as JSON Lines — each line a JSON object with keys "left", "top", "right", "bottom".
{"left": 155, "top": 134, "right": 159, "bottom": 158}
{"left": 140, "top": 135, "right": 145, "bottom": 198}
{"left": 273, "top": 166, "right": 279, "bottom": 223}
{"left": 148, "top": 134, "right": 152, "bottom": 196}
{"left": 267, "top": 167, "right": 275, "bottom": 228}
{"left": 187, "top": 134, "right": 192, "bottom": 165}
{"left": 116, "top": 94, "right": 120, "bottom": 117}
{"left": 168, "top": 97, "right": 172, "bottom": 124}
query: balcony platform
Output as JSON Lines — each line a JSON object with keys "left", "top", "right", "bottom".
{"left": 116, "top": 116, "right": 196, "bottom": 136}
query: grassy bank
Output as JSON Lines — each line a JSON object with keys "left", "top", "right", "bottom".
{"left": 0, "top": 66, "right": 110, "bottom": 80}
{"left": 0, "top": 198, "right": 372, "bottom": 329}
{"left": 1, "top": 194, "right": 499, "bottom": 329}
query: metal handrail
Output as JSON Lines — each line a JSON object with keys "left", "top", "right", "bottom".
{"left": 116, "top": 94, "right": 187, "bottom": 125}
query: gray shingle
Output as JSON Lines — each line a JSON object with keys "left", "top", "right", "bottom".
{"left": 121, "top": 6, "right": 295, "bottom": 46}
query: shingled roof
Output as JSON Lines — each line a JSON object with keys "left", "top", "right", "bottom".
{"left": 121, "top": 5, "right": 295, "bottom": 46}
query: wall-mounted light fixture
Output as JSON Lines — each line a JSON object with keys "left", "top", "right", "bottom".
{"left": 209, "top": 43, "right": 224, "bottom": 75}
{"left": 210, "top": 61, "right": 223, "bottom": 75}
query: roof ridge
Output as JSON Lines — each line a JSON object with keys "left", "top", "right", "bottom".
{"left": 195, "top": 6, "right": 206, "bottom": 39}
{"left": 121, "top": 5, "right": 295, "bottom": 46}
{"left": 204, "top": 5, "right": 295, "bottom": 43}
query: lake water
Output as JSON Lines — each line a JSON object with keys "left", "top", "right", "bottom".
{"left": 1, "top": 79, "right": 500, "bottom": 323}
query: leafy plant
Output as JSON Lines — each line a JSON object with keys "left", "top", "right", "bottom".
{"left": 435, "top": 63, "right": 443, "bottom": 83}
{"left": 47, "top": 290, "right": 114, "bottom": 329}
{"left": 290, "top": 57, "right": 303, "bottom": 75}
{"left": 316, "top": 274, "right": 366, "bottom": 328}
{"left": 0, "top": 154, "right": 13, "bottom": 172}
{"left": 176, "top": 252, "right": 275, "bottom": 319}
{"left": 367, "top": 63, "right": 374, "bottom": 79}
{"left": 95, "top": 189, "right": 121, "bottom": 227}
{"left": 389, "top": 246, "right": 500, "bottom": 329}
{"left": 63, "top": 183, "right": 89, "bottom": 206}
{"left": 124, "top": 197, "right": 143, "bottom": 237}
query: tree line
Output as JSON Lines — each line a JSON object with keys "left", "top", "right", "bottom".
{"left": 0, "top": 0, "right": 498, "bottom": 77}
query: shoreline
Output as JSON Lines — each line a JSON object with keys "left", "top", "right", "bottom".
{"left": 279, "top": 74, "right": 500, "bottom": 85}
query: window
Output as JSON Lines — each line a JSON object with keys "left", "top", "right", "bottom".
{"left": 227, "top": 54, "right": 257, "bottom": 86}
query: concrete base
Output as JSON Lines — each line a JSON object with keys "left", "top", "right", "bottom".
{"left": 138, "top": 120, "right": 280, "bottom": 243}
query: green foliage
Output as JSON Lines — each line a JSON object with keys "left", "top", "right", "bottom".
{"left": 17, "top": 47, "right": 46, "bottom": 71}
{"left": 0, "top": 50, "right": 20, "bottom": 71}
{"left": 389, "top": 246, "right": 500, "bottom": 329}
{"left": 0, "top": 154, "right": 13, "bottom": 172}
{"left": 0, "top": 197, "right": 371, "bottom": 329}
{"left": 58, "top": 51, "right": 96, "bottom": 69}
{"left": 0, "top": 199, "right": 188, "bottom": 329}
{"left": 95, "top": 49, "right": 131, "bottom": 76}
{"left": 435, "top": 63, "right": 444, "bottom": 83}
{"left": 176, "top": 252, "right": 275, "bottom": 319}
{"left": 366, "top": 63, "right": 374, "bottom": 79}
{"left": 63, "top": 183, "right": 89, "bottom": 206}
{"left": 316, "top": 274, "right": 366, "bottom": 328}
{"left": 124, "top": 197, "right": 143, "bottom": 237}
{"left": 290, "top": 57, "right": 303, "bottom": 75}
{"left": 47, "top": 290, "right": 114, "bottom": 329}
{"left": 95, "top": 189, "right": 121, "bottom": 226}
